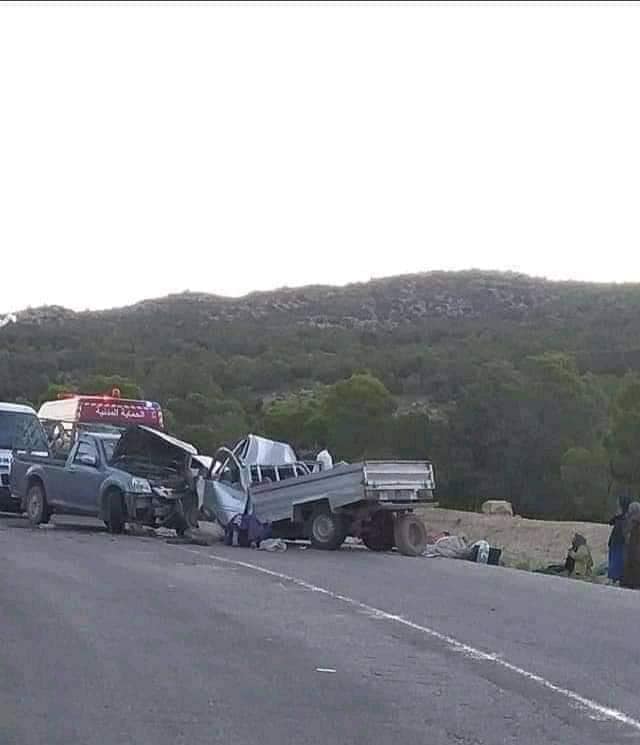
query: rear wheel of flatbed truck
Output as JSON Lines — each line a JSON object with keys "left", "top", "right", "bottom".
{"left": 394, "top": 514, "right": 428, "bottom": 557}
{"left": 309, "top": 508, "right": 348, "bottom": 550}
{"left": 362, "top": 512, "right": 395, "bottom": 552}
{"left": 26, "top": 483, "right": 50, "bottom": 527}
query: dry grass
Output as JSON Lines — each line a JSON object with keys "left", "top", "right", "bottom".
{"left": 417, "top": 506, "right": 611, "bottom": 571}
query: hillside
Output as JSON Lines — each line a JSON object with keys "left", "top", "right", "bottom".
{"left": 2, "top": 270, "right": 640, "bottom": 519}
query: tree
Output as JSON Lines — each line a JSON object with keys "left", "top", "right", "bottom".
{"left": 321, "top": 373, "right": 396, "bottom": 460}
{"left": 39, "top": 382, "right": 77, "bottom": 407}
{"left": 78, "top": 375, "right": 143, "bottom": 400}
{"left": 450, "top": 355, "right": 608, "bottom": 517}
{"left": 392, "top": 412, "right": 436, "bottom": 459}
{"left": 263, "top": 394, "right": 319, "bottom": 448}
{"left": 560, "top": 446, "right": 610, "bottom": 521}
{"left": 607, "top": 378, "right": 640, "bottom": 493}
{"left": 166, "top": 393, "right": 249, "bottom": 451}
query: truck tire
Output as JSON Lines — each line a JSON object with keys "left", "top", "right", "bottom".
{"left": 362, "top": 512, "right": 395, "bottom": 552}
{"left": 309, "top": 508, "right": 348, "bottom": 551}
{"left": 394, "top": 514, "right": 428, "bottom": 557}
{"left": 106, "top": 489, "right": 125, "bottom": 535}
{"left": 26, "top": 483, "right": 50, "bottom": 527}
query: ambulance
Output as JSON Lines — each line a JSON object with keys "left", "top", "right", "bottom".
{"left": 38, "top": 389, "right": 165, "bottom": 453}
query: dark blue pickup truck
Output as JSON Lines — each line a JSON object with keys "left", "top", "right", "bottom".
{"left": 11, "top": 425, "right": 201, "bottom": 534}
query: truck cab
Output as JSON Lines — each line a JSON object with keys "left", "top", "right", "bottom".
{"left": 0, "top": 402, "right": 49, "bottom": 510}
{"left": 11, "top": 425, "right": 201, "bottom": 535}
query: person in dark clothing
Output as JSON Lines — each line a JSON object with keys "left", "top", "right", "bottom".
{"left": 608, "top": 495, "right": 632, "bottom": 584}
{"left": 622, "top": 501, "right": 640, "bottom": 589}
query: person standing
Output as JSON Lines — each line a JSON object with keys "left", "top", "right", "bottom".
{"left": 622, "top": 502, "right": 640, "bottom": 589}
{"left": 608, "top": 495, "right": 632, "bottom": 584}
{"left": 315, "top": 443, "right": 334, "bottom": 472}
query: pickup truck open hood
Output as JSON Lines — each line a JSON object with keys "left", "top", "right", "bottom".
{"left": 112, "top": 425, "right": 198, "bottom": 463}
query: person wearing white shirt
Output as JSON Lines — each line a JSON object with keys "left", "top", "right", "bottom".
{"left": 315, "top": 445, "right": 333, "bottom": 472}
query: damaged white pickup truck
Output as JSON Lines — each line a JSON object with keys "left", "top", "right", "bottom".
{"left": 199, "top": 435, "right": 435, "bottom": 556}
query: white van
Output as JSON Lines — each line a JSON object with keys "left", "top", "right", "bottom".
{"left": 0, "top": 402, "right": 48, "bottom": 509}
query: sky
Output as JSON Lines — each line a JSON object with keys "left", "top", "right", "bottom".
{"left": 1, "top": 0, "right": 640, "bottom": 313}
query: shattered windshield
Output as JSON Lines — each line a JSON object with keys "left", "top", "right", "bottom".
{"left": 0, "top": 412, "right": 48, "bottom": 452}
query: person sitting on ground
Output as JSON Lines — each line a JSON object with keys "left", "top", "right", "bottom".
{"left": 567, "top": 533, "right": 593, "bottom": 578}
{"left": 608, "top": 495, "right": 632, "bottom": 584}
{"left": 622, "top": 501, "right": 640, "bottom": 589}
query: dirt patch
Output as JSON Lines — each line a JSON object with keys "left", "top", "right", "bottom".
{"left": 417, "top": 506, "right": 610, "bottom": 571}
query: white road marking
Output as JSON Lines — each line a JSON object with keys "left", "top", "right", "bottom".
{"left": 178, "top": 548, "right": 640, "bottom": 733}
{"left": 316, "top": 668, "right": 337, "bottom": 673}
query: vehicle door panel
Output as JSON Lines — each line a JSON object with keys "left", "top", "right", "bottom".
{"left": 46, "top": 445, "right": 80, "bottom": 510}
{"left": 66, "top": 440, "right": 105, "bottom": 514}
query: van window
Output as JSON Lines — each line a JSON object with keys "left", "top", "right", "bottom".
{"left": 0, "top": 412, "right": 48, "bottom": 452}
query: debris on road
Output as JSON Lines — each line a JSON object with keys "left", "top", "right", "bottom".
{"left": 224, "top": 512, "right": 272, "bottom": 548}
{"left": 423, "top": 535, "right": 471, "bottom": 559}
{"left": 165, "top": 527, "right": 220, "bottom": 546}
{"left": 258, "top": 538, "right": 287, "bottom": 552}
{"left": 418, "top": 507, "right": 611, "bottom": 571}
{"left": 126, "top": 524, "right": 156, "bottom": 538}
{"left": 197, "top": 520, "right": 225, "bottom": 542}
{"left": 423, "top": 534, "right": 502, "bottom": 565}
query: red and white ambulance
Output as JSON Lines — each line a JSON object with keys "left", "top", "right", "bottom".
{"left": 39, "top": 389, "right": 164, "bottom": 431}
{"left": 38, "top": 388, "right": 165, "bottom": 452}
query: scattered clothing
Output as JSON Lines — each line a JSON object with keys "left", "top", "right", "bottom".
{"left": 537, "top": 563, "right": 570, "bottom": 576}
{"left": 224, "top": 513, "right": 272, "bottom": 548}
{"left": 423, "top": 535, "right": 471, "bottom": 559}
{"left": 258, "top": 538, "right": 287, "bottom": 552}
{"left": 470, "top": 540, "right": 490, "bottom": 564}
{"left": 426, "top": 531, "right": 451, "bottom": 544}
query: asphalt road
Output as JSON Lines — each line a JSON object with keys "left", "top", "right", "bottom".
{"left": 1, "top": 515, "right": 639, "bottom": 745}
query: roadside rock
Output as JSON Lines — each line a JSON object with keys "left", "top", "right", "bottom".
{"left": 481, "top": 500, "right": 514, "bottom": 517}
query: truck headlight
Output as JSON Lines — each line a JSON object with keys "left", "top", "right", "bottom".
{"left": 130, "top": 477, "right": 152, "bottom": 494}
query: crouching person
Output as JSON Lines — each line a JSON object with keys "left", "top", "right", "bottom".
{"left": 567, "top": 533, "right": 593, "bottom": 578}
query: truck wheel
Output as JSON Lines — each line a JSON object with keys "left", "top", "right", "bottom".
{"left": 394, "top": 514, "right": 428, "bottom": 557}
{"left": 26, "top": 483, "right": 50, "bottom": 527}
{"left": 362, "top": 512, "right": 394, "bottom": 552}
{"left": 309, "top": 508, "right": 347, "bottom": 551}
{"left": 106, "top": 490, "right": 125, "bottom": 535}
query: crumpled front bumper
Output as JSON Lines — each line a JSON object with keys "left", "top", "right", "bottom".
{"left": 125, "top": 486, "right": 195, "bottom": 529}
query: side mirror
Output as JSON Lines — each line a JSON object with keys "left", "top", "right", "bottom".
{"left": 79, "top": 454, "right": 98, "bottom": 467}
